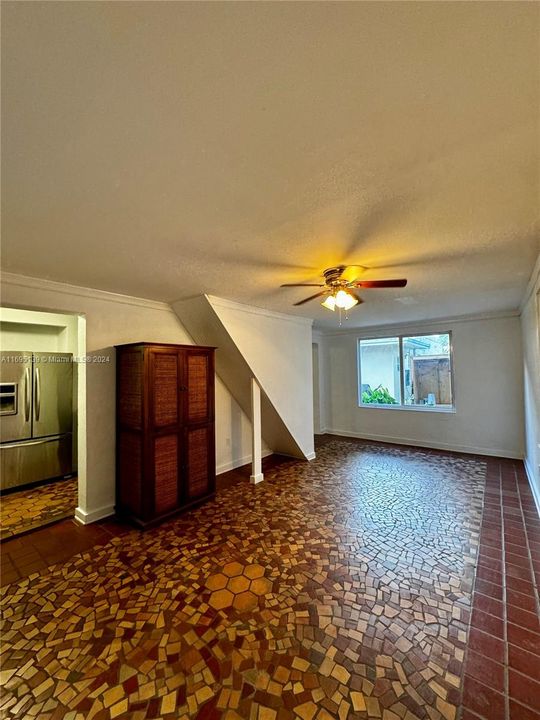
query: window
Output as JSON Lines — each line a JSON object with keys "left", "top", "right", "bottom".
{"left": 359, "top": 337, "right": 401, "bottom": 405}
{"left": 358, "top": 333, "right": 454, "bottom": 411}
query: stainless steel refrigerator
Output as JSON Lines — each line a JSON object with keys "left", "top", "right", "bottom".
{"left": 0, "top": 351, "right": 74, "bottom": 492}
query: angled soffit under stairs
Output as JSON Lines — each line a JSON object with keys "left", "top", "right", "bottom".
{"left": 172, "top": 295, "right": 315, "bottom": 461}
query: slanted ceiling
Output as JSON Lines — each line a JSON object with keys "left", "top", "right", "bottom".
{"left": 1, "top": 1, "right": 539, "bottom": 328}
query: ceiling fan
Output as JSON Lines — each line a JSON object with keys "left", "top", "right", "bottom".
{"left": 281, "top": 265, "right": 407, "bottom": 314}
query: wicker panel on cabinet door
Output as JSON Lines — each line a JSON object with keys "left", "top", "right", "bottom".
{"left": 118, "top": 432, "right": 142, "bottom": 515}
{"left": 187, "top": 427, "right": 209, "bottom": 498}
{"left": 154, "top": 435, "right": 178, "bottom": 514}
{"left": 152, "top": 353, "right": 178, "bottom": 427}
{"left": 118, "top": 352, "right": 143, "bottom": 428}
{"left": 187, "top": 354, "right": 208, "bottom": 423}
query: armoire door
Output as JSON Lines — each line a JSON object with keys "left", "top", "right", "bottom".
{"left": 149, "top": 348, "right": 182, "bottom": 429}
{"left": 185, "top": 349, "right": 214, "bottom": 425}
{"left": 148, "top": 347, "right": 183, "bottom": 516}
{"left": 185, "top": 424, "right": 215, "bottom": 501}
{"left": 153, "top": 433, "right": 180, "bottom": 515}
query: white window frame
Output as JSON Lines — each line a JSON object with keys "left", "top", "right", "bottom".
{"left": 357, "top": 331, "right": 456, "bottom": 413}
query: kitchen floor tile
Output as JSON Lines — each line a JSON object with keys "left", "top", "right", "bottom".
{"left": 0, "top": 477, "right": 77, "bottom": 540}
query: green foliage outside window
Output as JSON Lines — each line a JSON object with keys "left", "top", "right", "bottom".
{"left": 361, "top": 385, "right": 398, "bottom": 405}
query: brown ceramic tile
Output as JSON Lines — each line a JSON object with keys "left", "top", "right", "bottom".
{"left": 506, "top": 603, "right": 540, "bottom": 632}
{"left": 473, "top": 592, "right": 504, "bottom": 619}
{"left": 507, "top": 623, "right": 540, "bottom": 655}
{"left": 463, "top": 649, "right": 504, "bottom": 691}
{"left": 467, "top": 627, "right": 505, "bottom": 664}
{"left": 509, "top": 699, "right": 540, "bottom": 720}
{"left": 462, "top": 675, "right": 506, "bottom": 718}
{"left": 508, "top": 644, "right": 540, "bottom": 683}
{"left": 470, "top": 607, "right": 504, "bottom": 638}
{"left": 508, "top": 670, "right": 540, "bottom": 713}
{"left": 506, "top": 587, "right": 538, "bottom": 614}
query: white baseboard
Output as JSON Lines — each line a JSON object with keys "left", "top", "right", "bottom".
{"left": 216, "top": 450, "right": 273, "bottom": 476}
{"left": 323, "top": 428, "right": 523, "bottom": 460}
{"left": 250, "top": 473, "right": 264, "bottom": 485}
{"left": 524, "top": 458, "right": 540, "bottom": 518}
{"left": 305, "top": 452, "right": 317, "bottom": 461}
{"left": 75, "top": 504, "right": 115, "bottom": 525}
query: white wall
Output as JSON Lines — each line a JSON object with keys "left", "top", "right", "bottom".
{"left": 208, "top": 296, "right": 315, "bottom": 460}
{"left": 521, "top": 255, "right": 540, "bottom": 512}
{"left": 1, "top": 273, "right": 267, "bottom": 521}
{"left": 319, "top": 314, "right": 525, "bottom": 459}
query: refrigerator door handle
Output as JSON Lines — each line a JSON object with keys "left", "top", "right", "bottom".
{"left": 24, "top": 367, "right": 31, "bottom": 421}
{"left": 35, "top": 367, "right": 41, "bottom": 421}
{"left": 1, "top": 434, "right": 69, "bottom": 449}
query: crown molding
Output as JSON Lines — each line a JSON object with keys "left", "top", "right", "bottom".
{"left": 205, "top": 294, "right": 314, "bottom": 327}
{"left": 317, "top": 308, "right": 521, "bottom": 338}
{"left": 0, "top": 272, "right": 174, "bottom": 313}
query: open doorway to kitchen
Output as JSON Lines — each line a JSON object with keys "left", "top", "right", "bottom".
{"left": 0, "top": 307, "right": 86, "bottom": 540}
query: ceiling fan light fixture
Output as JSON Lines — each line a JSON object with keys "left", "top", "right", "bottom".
{"left": 335, "top": 289, "right": 358, "bottom": 310}
{"left": 282, "top": 265, "right": 406, "bottom": 319}
{"left": 321, "top": 295, "right": 336, "bottom": 311}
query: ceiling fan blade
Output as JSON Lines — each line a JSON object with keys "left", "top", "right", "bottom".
{"left": 340, "top": 264, "right": 368, "bottom": 281}
{"left": 293, "top": 291, "right": 328, "bottom": 306}
{"left": 354, "top": 279, "right": 408, "bottom": 288}
{"left": 280, "top": 283, "right": 325, "bottom": 287}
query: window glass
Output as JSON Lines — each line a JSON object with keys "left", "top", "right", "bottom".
{"left": 402, "top": 334, "right": 452, "bottom": 407}
{"left": 359, "top": 337, "right": 401, "bottom": 405}
{"left": 358, "top": 333, "right": 454, "bottom": 410}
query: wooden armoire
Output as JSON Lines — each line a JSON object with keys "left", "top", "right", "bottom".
{"left": 115, "top": 342, "right": 216, "bottom": 528}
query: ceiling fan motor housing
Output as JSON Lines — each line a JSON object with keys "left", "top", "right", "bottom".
{"left": 323, "top": 266, "right": 347, "bottom": 285}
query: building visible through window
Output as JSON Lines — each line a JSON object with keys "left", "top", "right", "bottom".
{"left": 358, "top": 333, "right": 454, "bottom": 410}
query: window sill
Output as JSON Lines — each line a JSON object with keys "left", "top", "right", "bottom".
{"left": 358, "top": 404, "right": 456, "bottom": 414}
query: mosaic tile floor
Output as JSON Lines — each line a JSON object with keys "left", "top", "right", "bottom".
{"left": 0, "top": 438, "right": 539, "bottom": 720}
{"left": 0, "top": 478, "right": 78, "bottom": 541}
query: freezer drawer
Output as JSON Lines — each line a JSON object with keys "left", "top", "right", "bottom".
{"left": 0, "top": 434, "right": 72, "bottom": 492}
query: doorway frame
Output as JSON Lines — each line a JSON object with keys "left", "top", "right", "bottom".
{"left": 0, "top": 306, "right": 88, "bottom": 522}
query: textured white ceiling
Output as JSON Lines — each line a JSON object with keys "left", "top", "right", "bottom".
{"left": 2, "top": 1, "right": 539, "bottom": 328}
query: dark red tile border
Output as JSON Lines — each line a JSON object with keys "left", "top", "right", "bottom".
{"left": 461, "top": 457, "right": 540, "bottom": 720}
{"left": 509, "top": 699, "right": 540, "bottom": 720}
